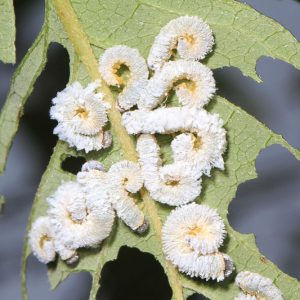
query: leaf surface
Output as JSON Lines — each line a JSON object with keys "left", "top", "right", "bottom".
{"left": 0, "top": 0, "right": 16, "bottom": 63}
{"left": 0, "top": 0, "right": 300, "bottom": 299}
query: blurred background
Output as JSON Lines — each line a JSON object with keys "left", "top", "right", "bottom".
{"left": 0, "top": 0, "right": 300, "bottom": 299}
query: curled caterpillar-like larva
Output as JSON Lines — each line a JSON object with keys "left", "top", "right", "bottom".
{"left": 50, "top": 81, "right": 111, "bottom": 153}
{"left": 78, "top": 160, "right": 148, "bottom": 233}
{"left": 137, "top": 134, "right": 201, "bottom": 206}
{"left": 162, "top": 203, "right": 233, "bottom": 281}
{"left": 47, "top": 181, "right": 115, "bottom": 262}
{"left": 162, "top": 203, "right": 226, "bottom": 255}
{"left": 147, "top": 16, "right": 214, "bottom": 71}
{"left": 235, "top": 271, "right": 283, "bottom": 300}
{"left": 108, "top": 161, "right": 148, "bottom": 233}
{"left": 99, "top": 45, "right": 149, "bottom": 111}
{"left": 29, "top": 216, "right": 56, "bottom": 264}
{"left": 138, "top": 60, "right": 215, "bottom": 110}
{"left": 123, "top": 107, "right": 226, "bottom": 175}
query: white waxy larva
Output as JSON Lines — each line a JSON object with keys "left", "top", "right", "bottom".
{"left": 138, "top": 60, "right": 215, "bottom": 110}
{"left": 108, "top": 161, "right": 148, "bottom": 232}
{"left": 99, "top": 45, "right": 149, "bottom": 111}
{"left": 162, "top": 203, "right": 226, "bottom": 255}
{"left": 29, "top": 216, "right": 56, "bottom": 264}
{"left": 235, "top": 271, "right": 284, "bottom": 300}
{"left": 162, "top": 203, "right": 233, "bottom": 281}
{"left": 47, "top": 181, "right": 115, "bottom": 261}
{"left": 123, "top": 107, "right": 226, "bottom": 175}
{"left": 136, "top": 134, "right": 201, "bottom": 206}
{"left": 50, "top": 81, "right": 111, "bottom": 153}
{"left": 147, "top": 16, "right": 214, "bottom": 71}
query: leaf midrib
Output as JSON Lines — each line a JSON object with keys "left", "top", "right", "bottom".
{"left": 52, "top": 0, "right": 184, "bottom": 299}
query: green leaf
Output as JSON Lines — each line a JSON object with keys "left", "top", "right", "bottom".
{"left": 0, "top": 0, "right": 16, "bottom": 63}
{"left": 0, "top": 0, "right": 299, "bottom": 299}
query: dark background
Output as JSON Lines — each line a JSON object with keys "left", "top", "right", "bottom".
{"left": 0, "top": 0, "right": 300, "bottom": 299}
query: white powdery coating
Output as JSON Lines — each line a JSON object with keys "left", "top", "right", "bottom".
{"left": 99, "top": 45, "right": 149, "bottom": 110}
{"left": 162, "top": 203, "right": 226, "bottom": 256}
{"left": 123, "top": 107, "right": 226, "bottom": 175}
{"left": 47, "top": 181, "right": 115, "bottom": 260}
{"left": 147, "top": 16, "right": 214, "bottom": 71}
{"left": 235, "top": 294, "right": 257, "bottom": 300}
{"left": 29, "top": 216, "right": 56, "bottom": 264}
{"left": 81, "top": 160, "right": 105, "bottom": 172}
{"left": 137, "top": 134, "right": 201, "bottom": 206}
{"left": 50, "top": 81, "right": 111, "bottom": 153}
{"left": 138, "top": 60, "right": 215, "bottom": 110}
{"left": 108, "top": 161, "right": 146, "bottom": 231}
{"left": 162, "top": 204, "right": 233, "bottom": 280}
{"left": 235, "top": 271, "right": 284, "bottom": 300}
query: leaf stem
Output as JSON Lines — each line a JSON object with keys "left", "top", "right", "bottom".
{"left": 52, "top": 0, "right": 184, "bottom": 299}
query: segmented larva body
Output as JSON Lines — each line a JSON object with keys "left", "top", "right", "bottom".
{"left": 147, "top": 16, "right": 214, "bottom": 71}
{"left": 78, "top": 160, "right": 148, "bottom": 233}
{"left": 138, "top": 60, "right": 215, "bottom": 110}
{"left": 162, "top": 203, "right": 233, "bottom": 281}
{"left": 235, "top": 271, "right": 284, "bottom": 300}
{"left": 47, "top": 181, "right": 115, "bottom": 262}
{"left": 29, "top": 216, "right": 56, "bottom": 264}
{"left": 108, "top": 161, "right": 148, "bottom": 233}
{"left": 50, "top": 81, "right": 111, "bottom": 153}
{"left": 123, "top": 107, "right": 226, "bottom": 175}
{"left": 162, "top": 203, "right": 226, "bottom": 255}
{"left": 99, "top": 45, "right": 149, "bottom": 111}
{"left": 136, "top": 134, "right": 201, "bottom": 206}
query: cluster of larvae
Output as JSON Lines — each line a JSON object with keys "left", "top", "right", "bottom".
{"left": 29, "top": 160, "right": 148, "bottom": 264}
{"left": 29, "top": 15, "right": 284, "bottom": 298}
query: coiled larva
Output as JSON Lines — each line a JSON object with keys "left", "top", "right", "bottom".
{"left": 123, "top": 107, "right": 226, "bottom": 176}
{"left": 162, "top": 203, "right": 233, "bottom": 281}
{"left": 47, "top": 181, "right": 115, "bottom": 262}
{"left": 99, "top": 45, "right": 149, "bottom": 111}
{"left": 147, "top": 16, "right": 214, "bottom": 71}
{"left": 29, "top": 216, "right": 56, "bottom": 264}
{"left": 50, "top": 81, "right": 111, "bottom": 153}
{"left": 138, "top": 60, "right": 215, "bottom": 110}
{"left": 78, "top": 160, "right": 148, "bottom": 233}
{"left": 136, "top": 134, "right": 201, "bottom": 206}
{"left": 235, "top": 271, "right": 283, "bottom": 300}
{"left": 162, "top": 203, "right": 226, "bottom": 256}
{"left": 108, "top": 160, "right": 148, "bottom": 232}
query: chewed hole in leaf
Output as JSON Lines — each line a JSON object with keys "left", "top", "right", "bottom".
{"left": 24, "top": 42, "right": 70, "bottom": 159}
{"left": 187, "top": 293, "right": 209, "bottom": 300}
{"left": 96, "top": 246, "right": 172, "bottom": 300}
{"left": 61, "top": 156, "right": 86, "bottom": 175}
{"left": 214, "top": 57, "right": 300, "bottom": 148}
{"left": 229, "top": 144, "right": 300, "bottom": 280}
